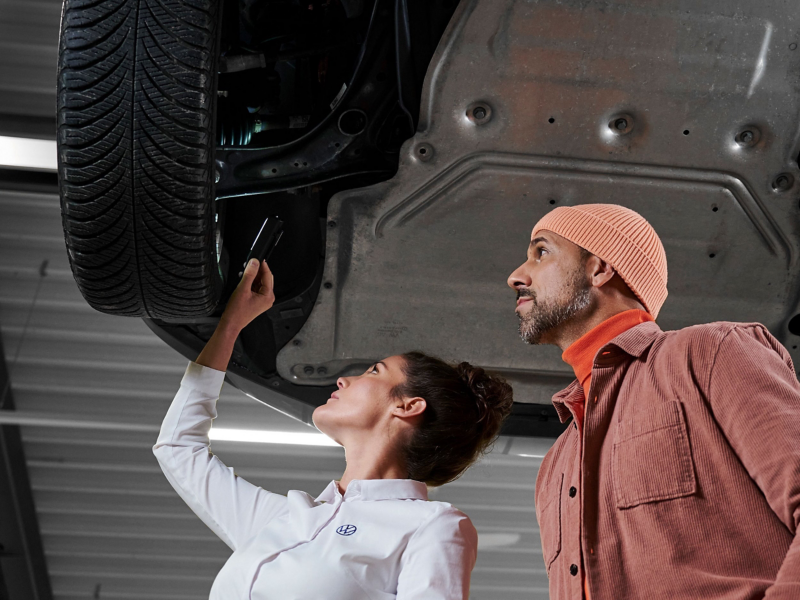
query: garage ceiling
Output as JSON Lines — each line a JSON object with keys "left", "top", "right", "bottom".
{"left": 0, "top": 184, "right": 550, "bottom": 598}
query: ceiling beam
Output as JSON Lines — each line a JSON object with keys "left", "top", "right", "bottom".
{"left": 0, "top": 334, "right": 53, "bottom": 600}
{"left": 0, "top": 114, "right": 55, "bottom": 141}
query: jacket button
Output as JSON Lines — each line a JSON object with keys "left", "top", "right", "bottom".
{"left": 570, "top": 564, "right": 578, "bottom": 576}
{"left": 569, "top": 486, "right": 577, "bottom": 497}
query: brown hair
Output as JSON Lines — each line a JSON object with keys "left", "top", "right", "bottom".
{"left": 393, "top": 352, "right": 514, "bottom": 487}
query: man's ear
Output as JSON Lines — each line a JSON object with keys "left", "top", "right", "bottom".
{"left": 586, "top": 255, "right": 615, "bottom": 288}
{"left": 393, "top": 396, "right": 427, "bottom": 420}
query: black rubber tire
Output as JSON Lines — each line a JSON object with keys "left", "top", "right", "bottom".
{"left": 57, "top": 0, "right": 223, "bottom": 318}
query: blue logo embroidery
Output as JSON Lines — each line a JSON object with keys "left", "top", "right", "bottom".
{"left": 336, "top": 524, "right": 357, "bottom": 536}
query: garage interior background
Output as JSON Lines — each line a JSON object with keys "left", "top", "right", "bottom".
{"left": 0, "top": 1, "right": 553, "bottom": 599}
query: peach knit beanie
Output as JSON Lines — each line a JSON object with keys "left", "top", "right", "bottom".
{"left": 531, "top": 204, "right": 668, "bottom": 318}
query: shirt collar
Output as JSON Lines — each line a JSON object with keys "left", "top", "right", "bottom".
{"left": 561, "top": 309, "right": 654, "bottom": 390}
{"left": 551, "top": 320, "right": 663, "bottom": 423}
{"left": 315, "top": 479, "right": 429, "bottom": 504}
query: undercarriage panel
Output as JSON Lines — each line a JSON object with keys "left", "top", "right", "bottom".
{"left": 278, "top": 0, "right": 800, "bottom": 403}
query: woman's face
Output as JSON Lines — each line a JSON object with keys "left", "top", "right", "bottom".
{"left": 312, "top": 355, "right": 415, "bottom": 446}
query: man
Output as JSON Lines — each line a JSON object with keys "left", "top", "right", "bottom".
{"left": 507, "top": 204, "right": 800, "bottom": 599}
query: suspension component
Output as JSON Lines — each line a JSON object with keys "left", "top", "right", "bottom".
{"left": 217, "top": 113, "right": 310, "bottom": 146}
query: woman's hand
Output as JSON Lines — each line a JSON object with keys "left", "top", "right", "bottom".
{"left": 195, "top": 259, "right": 274, "bottom": 372}
{"left": 221, "top": 259, "right": 276, "bottom": 332}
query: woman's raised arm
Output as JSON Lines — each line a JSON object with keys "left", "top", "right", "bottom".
{"left": 153, "top": 260, "right": 283, "bottom": 550}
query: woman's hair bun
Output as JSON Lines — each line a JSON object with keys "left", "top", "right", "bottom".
{"left": 397, "top": 352, "right": 516, "bottom": 487}
{"left": 455, "top": 362, "right": 514, "bottom": 435}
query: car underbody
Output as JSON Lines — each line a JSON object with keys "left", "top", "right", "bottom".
{"left": 61, "top": 0, "right": 800, "bottom": 437}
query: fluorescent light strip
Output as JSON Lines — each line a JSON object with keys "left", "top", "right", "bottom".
{"left": 0, "top": 135, "right": 57, "bottom": 171}
{"left": 210, "top": 428, "right": 340, "bottom": 447}
{"left": 476, "top": 533, "right": 521, "bottom": 549}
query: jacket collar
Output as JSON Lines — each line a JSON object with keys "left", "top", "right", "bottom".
{"left": 551, "top": 321, "right": 663, "bottom": 423}
{"left": 605, "top": 320, "right": 662, "bottom": 359}
{"left": 315, "top": 478, "right": 428, "bottom": 504}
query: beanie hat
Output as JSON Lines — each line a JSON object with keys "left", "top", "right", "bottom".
{"left": 531, "top": 204, "right": 668, "bottom": 318}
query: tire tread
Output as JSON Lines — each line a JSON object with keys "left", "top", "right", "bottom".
{"left": 58, "top": 0, "right": 221, "bottom": 318}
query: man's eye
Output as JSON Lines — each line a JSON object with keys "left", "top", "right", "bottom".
{"left": 368, "top": 365, "right": 378, "bottom": 374}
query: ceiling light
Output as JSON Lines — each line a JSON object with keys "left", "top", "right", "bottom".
{"left": 0, "top": 136, "right": 57, "bottom": 171}
{"left": 477, "top": 533, "right": 521, "bottom": 549}
{"left": 210, "top": 427, "right": 340, "bottom": 447}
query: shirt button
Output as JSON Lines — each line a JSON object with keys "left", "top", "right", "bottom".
{"left": 570, "top": 564, "right": 578, "bottom": 576}
{"left": 569, "top": 486, "right": 577, "bottom": 498}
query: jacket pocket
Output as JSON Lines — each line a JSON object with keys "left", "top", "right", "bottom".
{"left": 537, "top": 473, "right": 563, "bottom": 572}
{"left": 612, "top": 401, "right": 697, "bottom": 509}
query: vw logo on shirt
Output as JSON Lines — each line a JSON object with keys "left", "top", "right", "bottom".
{"left": 336, "top": 524, "right": 357, "bottom": 536}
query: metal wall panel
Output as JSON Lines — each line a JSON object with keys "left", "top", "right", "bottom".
{"left": 0, "top": 0, "right": 61, "bottom": 125}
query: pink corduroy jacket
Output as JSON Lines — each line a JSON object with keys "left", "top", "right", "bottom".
{"left": 535, "top": 320, "right": 800, "bottom": 599}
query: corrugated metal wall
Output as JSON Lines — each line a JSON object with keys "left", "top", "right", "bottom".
{"left": 0, "top": 185, "right": 551, "bottom": 598}
{"left": 0, "top": 0, "right": 61, "bottom": 130}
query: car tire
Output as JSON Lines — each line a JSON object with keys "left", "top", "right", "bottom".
{"left": 57, "top": 0, "right": 223, "bottom": 318}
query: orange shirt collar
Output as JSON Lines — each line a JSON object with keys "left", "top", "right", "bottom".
{"left": 562, "top": 309, "right": 654, "bottom": 392}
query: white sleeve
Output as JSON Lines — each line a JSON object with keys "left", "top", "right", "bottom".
{"left": 153, "top": 361, "right": 288, "bottom": 550}
{"left": 396, "top": 506, "right": 478, "bottom": 600}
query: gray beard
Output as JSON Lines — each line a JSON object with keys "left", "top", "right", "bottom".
{"left": 517, "top": 272, "right": 592, "bottom": 345}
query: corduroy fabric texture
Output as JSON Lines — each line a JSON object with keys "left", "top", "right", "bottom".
{"left": 560, "top": 309, "right": 653, "bottom": 436}
{"left": 531, "top": 204, "right": 668, "bottom": 318}
{"left": 561, "top": 309, "right": 653, "bottom": 398}
{"left": 535, "top": 321, "right": 800, "bottom": 600}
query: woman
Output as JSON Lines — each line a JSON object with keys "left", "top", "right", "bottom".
{"left": 153, "top": 259, "right": 514, "bottom": 599}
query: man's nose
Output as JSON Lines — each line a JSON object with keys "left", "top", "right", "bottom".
{"left": 336, "top": 378, "right": 345, "bottom": 389}
{"left": 507, "top": 264, "right": 532, "bottom": 290}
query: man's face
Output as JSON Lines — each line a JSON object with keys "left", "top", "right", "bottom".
{"left": 507, "top": 231, "right": 592, "bottom": 344}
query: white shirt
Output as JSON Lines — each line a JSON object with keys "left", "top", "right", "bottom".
{"left": 153, "top": 362, "right": 478, "bottom": 600}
